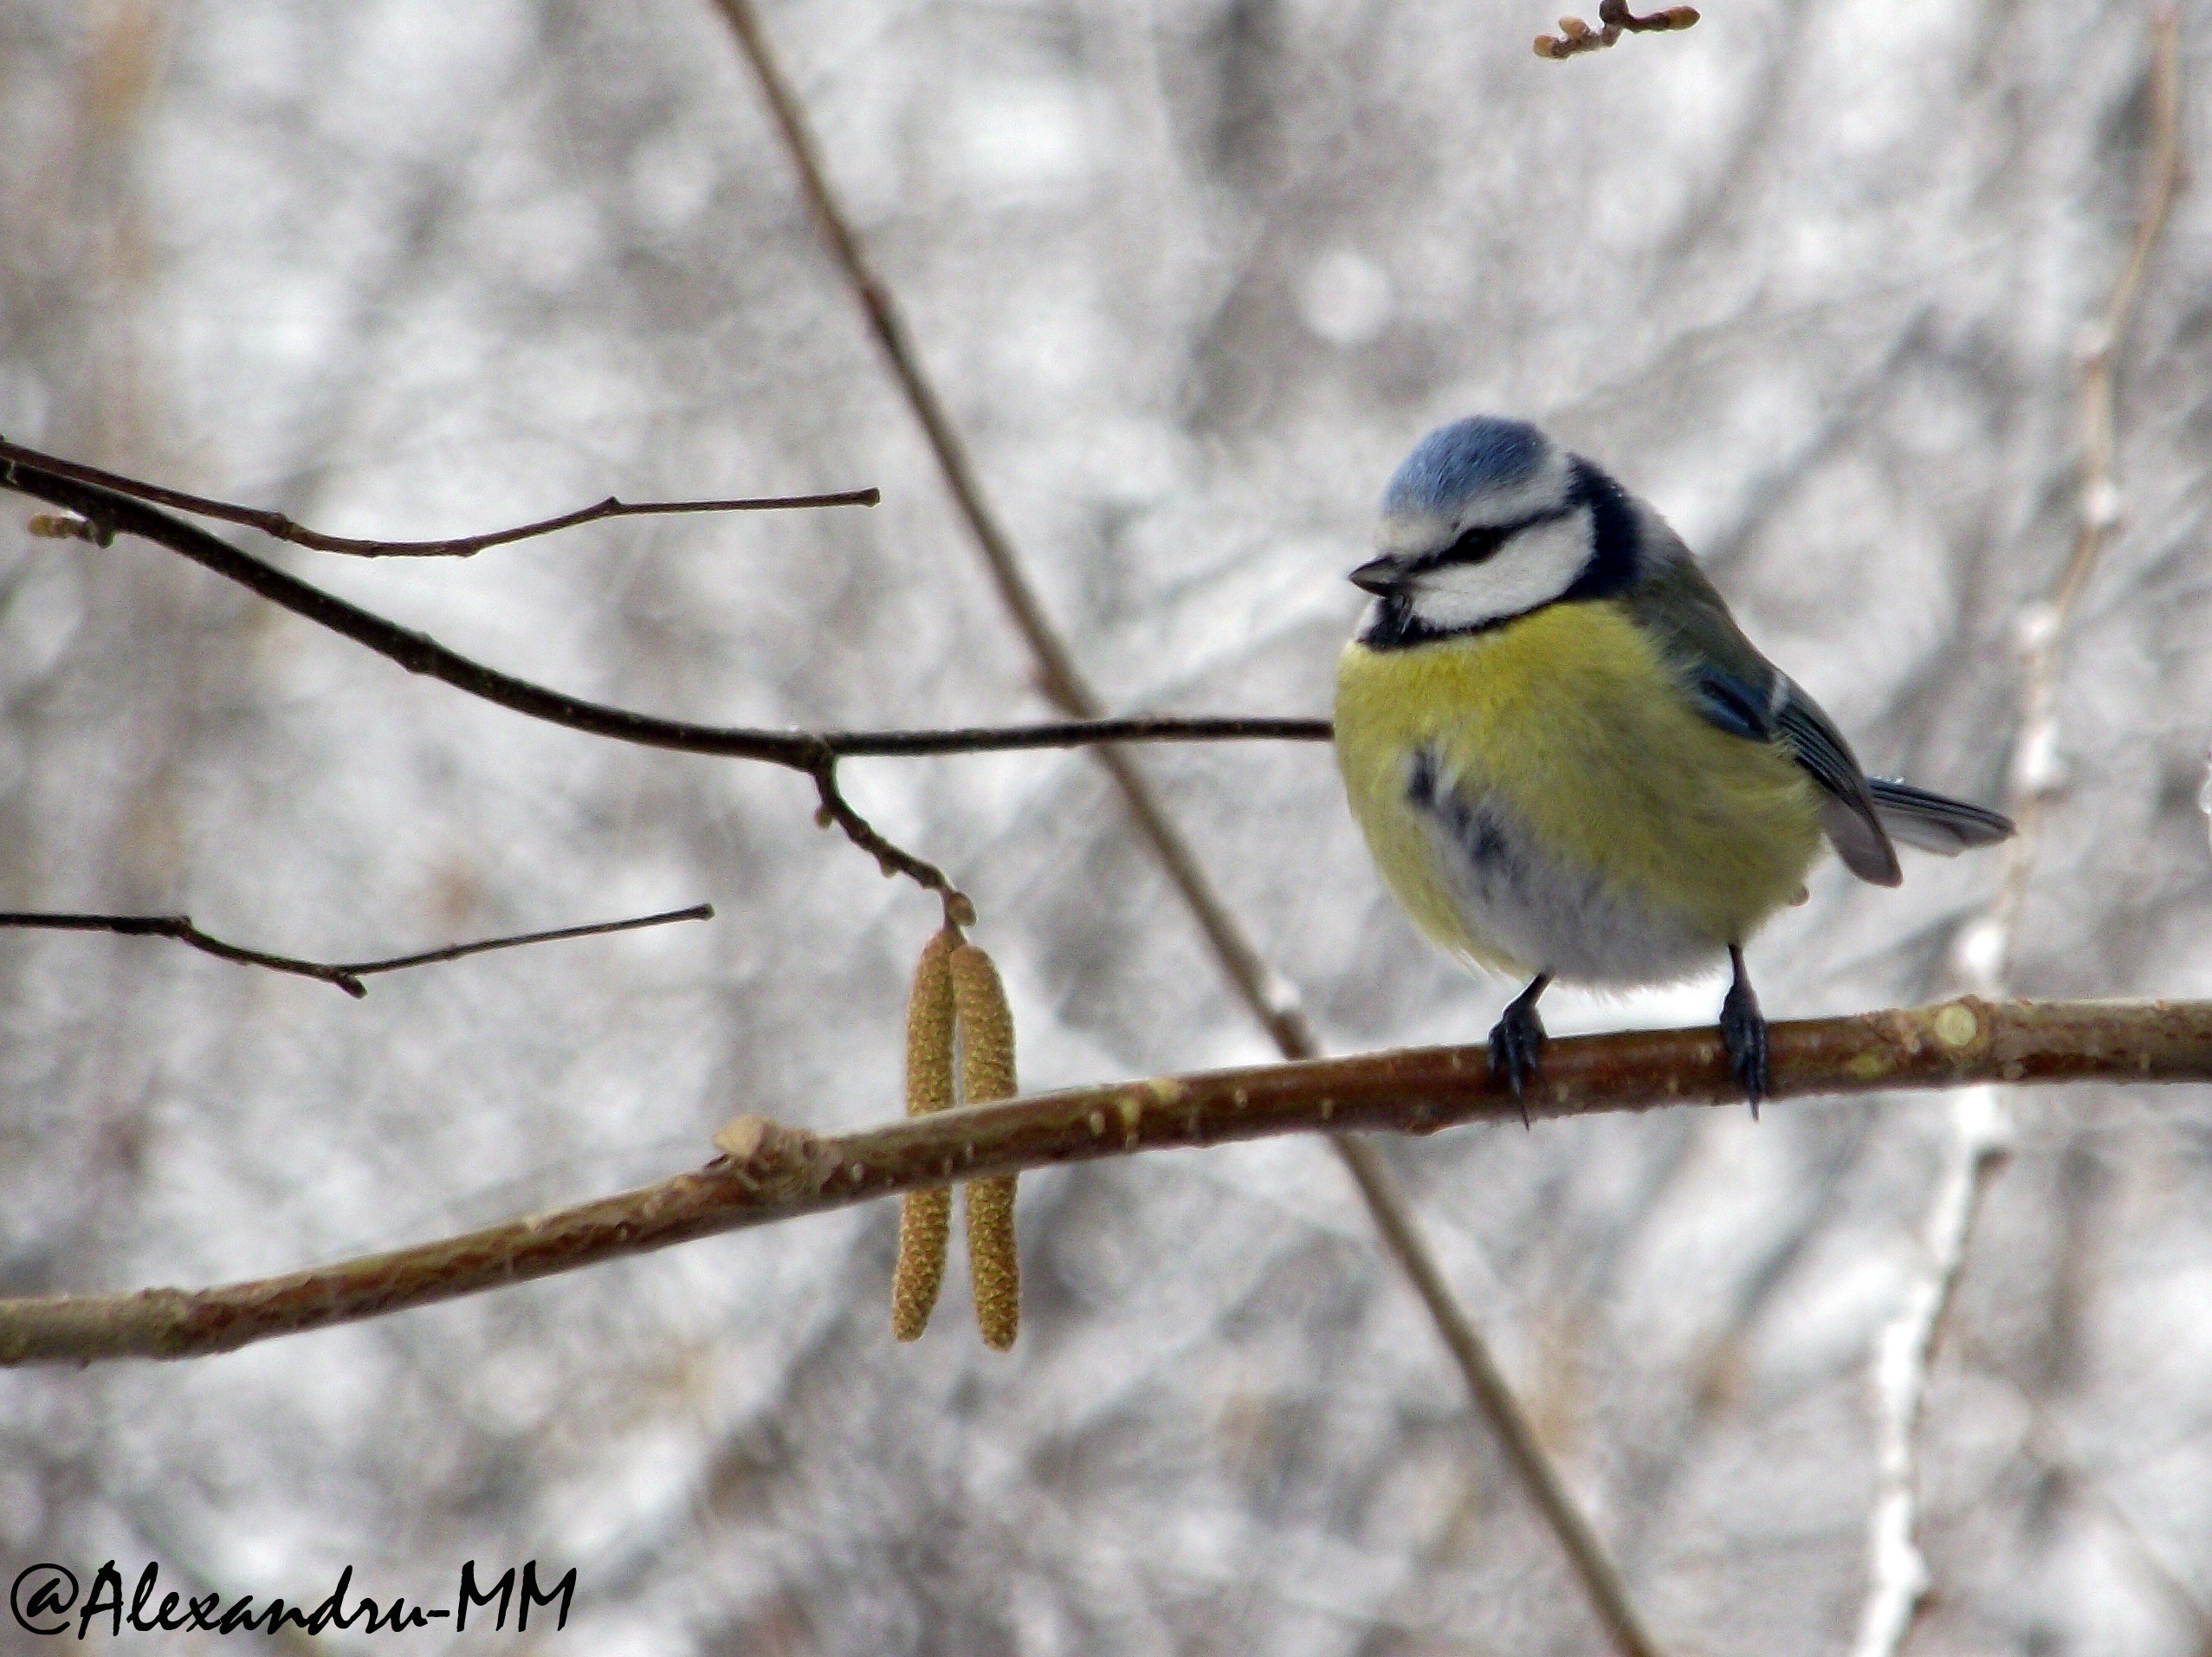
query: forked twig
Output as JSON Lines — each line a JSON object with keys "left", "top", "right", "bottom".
{"left": 1, "top": 452, "right": 1327, "bottom": 910}
{"left": 808, "top": 755, "right": 975, "bottom": 927}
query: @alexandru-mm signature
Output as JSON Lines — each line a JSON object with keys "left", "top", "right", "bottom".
{"left": 11, "top": 1559, "right": 576, "bottom": 1637}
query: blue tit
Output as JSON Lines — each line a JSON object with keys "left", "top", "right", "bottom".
{"left": 1334, "top": 415, "right": 2014, "bottom": 1107}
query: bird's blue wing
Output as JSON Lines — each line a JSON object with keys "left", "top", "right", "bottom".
{"left": 1685, "top": 665, "right": 1770, "bottom": 743}
{"left": 1627, "top": 545, "right": 1904, "bottom": 887}
{"left": 1683, "top": 658, "right": 1902, "bottom": 887}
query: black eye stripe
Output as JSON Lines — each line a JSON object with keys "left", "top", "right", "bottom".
{"left": 1407, "top": 503, "right": 1577, "bottom": 576}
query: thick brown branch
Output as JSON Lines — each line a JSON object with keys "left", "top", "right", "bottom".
{"left": 0, "top": 904, "right": 714, "bottom": 997}
{"left": 5, "top": 997, "right": 2203, "bottom": 1367}
{"left": 0, "top": 435, "right": 876, "bottom": 557}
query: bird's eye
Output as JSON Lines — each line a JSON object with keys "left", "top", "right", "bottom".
{"left": 1439, "top": 523, "right": 1510, "bottom": 566}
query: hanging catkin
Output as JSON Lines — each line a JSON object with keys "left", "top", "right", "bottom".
{"left": 950, "top": 942, "right": 1020, "bottom": 1350}
{"left": 889, "top": 927, "right": 959, "bottom": 1341}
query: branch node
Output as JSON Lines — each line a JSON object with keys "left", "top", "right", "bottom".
{"left": 710, "top": 1114, "right": 831, "bottom": 1200}
{"left": 26, "top": 510, "right": 110, "bottom": 546}
{"left": 1599, "top": 0, "right": 1699, "bottom": 30}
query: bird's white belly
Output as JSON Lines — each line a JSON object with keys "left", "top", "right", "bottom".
{"left": 1408, "top": 762, "right": 1722, "bottom": 986}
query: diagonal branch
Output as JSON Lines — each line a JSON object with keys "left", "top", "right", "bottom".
{"left": 0, "top": 434, "right": 877, "bottom": 557}
{"left": 708, "top": 3, "right": 1665, "bottom": 1650}
{"left": 3, "top": 997, "right": 2206, "bottom": 1368}
{"left": 0, "top": 904, "right": 714, "bottom": 997}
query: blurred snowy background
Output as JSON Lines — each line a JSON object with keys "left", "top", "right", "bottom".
{"left": 4, "top": 0, "right": 2212, "bottom": 1651}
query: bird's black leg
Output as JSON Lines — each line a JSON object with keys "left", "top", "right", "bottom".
{"left": 1719, "top": 943, "right": 1769, "bottom": 1116}
{"left": 1489, "top": 972, "right": 1552, "bottom": 1124}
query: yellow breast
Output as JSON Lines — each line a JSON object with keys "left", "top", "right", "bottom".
{"left": 1333, "top": 600, "right": 1822, "bottom": 974}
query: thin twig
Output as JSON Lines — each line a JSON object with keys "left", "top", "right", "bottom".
{"left": 807, "top": 757, "right": 975, "bottom": 927}
{"left": 0, "top": 904, "right": 714, "bottom": 998}
{"left": 708, "top": 3, "right": 1663, "bottom": 1647}
{"left": 1977, "top": 1, "right": 2183, "bottom": 961}
{"left": 0, "top": 434, "right": 876, "bottom": 557}
{"left": 1852, "top": 13, "right": 2184, "bottom": 1654}
{"left": 3, "top": 996, "right": 2207, "bottom": 1368}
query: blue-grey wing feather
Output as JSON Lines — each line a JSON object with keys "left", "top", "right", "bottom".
{"left": 1624, "top": 528, "right": 1903, "bottom": 887}
{"left": 1866, "top": 779, "right": 2015, "bottom": 854}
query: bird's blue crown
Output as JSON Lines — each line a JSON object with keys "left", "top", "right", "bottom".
{"left": 1381, "top": 416, "right": 1552, "bottom": 520}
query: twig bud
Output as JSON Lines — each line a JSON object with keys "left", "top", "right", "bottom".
{"left": 25, "top": 512, "right": 110, "bottom": 546}
{"left": 1539, "top": 0, "right": 1695, "bottom": 57}
{"left": 951, "top": 942, "right": 1020, "bottom": 1351}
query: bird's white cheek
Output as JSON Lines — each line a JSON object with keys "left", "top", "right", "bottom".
{"left": 1408, "top": 513, "right": 1593, "bottom": 632}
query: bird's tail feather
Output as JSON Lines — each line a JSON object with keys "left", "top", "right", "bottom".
{"left": 1866, "top": 778, "right": 2015, "bottom": 855}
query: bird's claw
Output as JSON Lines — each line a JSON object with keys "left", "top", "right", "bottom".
{"left": 1489, "top": 1000, "right": 1548, "bottom": 1125}
{"left": 1719, "top": 974, "right": 1769, "bottom": 1115}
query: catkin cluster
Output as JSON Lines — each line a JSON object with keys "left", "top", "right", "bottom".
{"left": 889, "top": 925, "right": 1021, "bottom": 1350}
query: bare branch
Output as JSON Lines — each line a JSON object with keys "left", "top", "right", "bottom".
{"left": 0, "top": 904, "right": 714, "bottom": 997}
{"left": 0, "top": 434, "right": 876, "bottom": 557}
{"left": 1978, "top": 1, "right": 2184, "bottom": 961}
{"left": 824, "top": 715, "right": 1331, "bottom": 758}
{"left": 334, "top": 903, "right": 716, "bottom": 981}
{"left": 1852, "top": 14, "right": 2185, "bottom": 1651}
{"left": 3, "top": 458, "right": 1328, "bottom": 759}
{"left": 1852, "top": 1086, "right": 2014, "bottom": 1657}
{"left": 3, "top": 997, "right": 2207, "bottom": 1369}
{"left": 1335, "top": 1134, "right": 1663, "bottom": 1657}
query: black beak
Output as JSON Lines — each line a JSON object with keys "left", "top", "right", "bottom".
{"left": 1349, "top": 556, "right": 1401, "bottom": 596}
